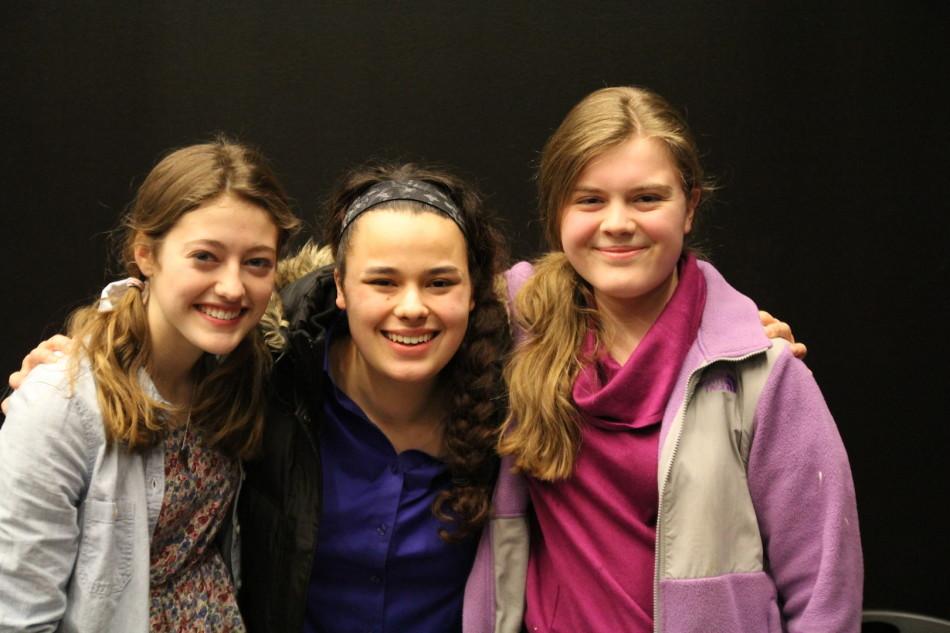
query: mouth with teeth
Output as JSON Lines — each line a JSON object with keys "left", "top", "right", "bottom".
{"left": 383, "top": 331, "right": 437, "bottom": 346}
{"left": 196, "top": 305, "right": 246, "bottom": 322}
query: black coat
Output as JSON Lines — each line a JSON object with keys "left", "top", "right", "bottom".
{"left": 238, "top": 267, "right": 339, "bottom": 633}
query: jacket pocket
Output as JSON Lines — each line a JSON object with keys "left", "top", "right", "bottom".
{"left": 75, "top": 498, "right": 135, "bottom": 596}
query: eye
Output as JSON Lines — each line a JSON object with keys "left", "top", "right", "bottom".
{"left": 575, "top": 195, "right": 603, "bottom": 206}
{"left": 246, "top": 257, "right": 275, "bottom": 270}
{"left": 191, "top": 250, "right": 217, "bottom": 263}
{"left": 367, "top": 278, "right": 396, "bottom": 287}
{"left": 429, "top": 278, "right": 457, "bottom": 289}
{"left": 632, "top": 192, "right": 667, "bottom": 206}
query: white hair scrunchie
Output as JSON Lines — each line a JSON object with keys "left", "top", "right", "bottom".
{"left": 97, "top": 277, "right": 145, "bottom": 313}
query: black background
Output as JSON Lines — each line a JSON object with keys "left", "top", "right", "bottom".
{"left": 2, "top": 1, "right": 948, "bottom": 619}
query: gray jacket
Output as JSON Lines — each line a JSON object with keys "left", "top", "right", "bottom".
{"left": 0, "top": 360, "right": 241, "bottom": 632}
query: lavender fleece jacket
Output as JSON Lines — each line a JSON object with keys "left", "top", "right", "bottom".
{"left": 462, "top": 260, "right": 862, "bottom": 633}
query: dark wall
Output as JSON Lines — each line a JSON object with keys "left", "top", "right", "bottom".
{"left": 3, "top": 0, "right": 947, "bottom": 619}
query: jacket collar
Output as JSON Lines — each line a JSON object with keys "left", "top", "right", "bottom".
{"left": 692, "top": 260, "right": 771, "bottom": 363}
{"left": 274, "top": 266, "right": 341, "bottom": 413}
{"left": 657, "top": 261, "right": 772, "bottom": 450}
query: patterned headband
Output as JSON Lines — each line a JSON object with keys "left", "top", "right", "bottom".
{"left": 339, "top": 179, "right": 466, "bottom": 237}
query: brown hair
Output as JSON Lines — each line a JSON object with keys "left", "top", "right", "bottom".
{"left": 325, "top": 162, "right": 511, "bottom": 541}
{"left": 500, "top": 86, "right": 712, "bottom": 479}
{"left": 67, "top": 137, "right": 300, "bottom": 459}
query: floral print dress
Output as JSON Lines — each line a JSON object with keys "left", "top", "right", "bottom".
{"left": 149, "top": 424, "right": 244, "bottom": 632}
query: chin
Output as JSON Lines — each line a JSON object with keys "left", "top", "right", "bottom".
{"left": 194, "top": 336, "right": 247, "bottom": 358}
{"left": 383, "top": 364, "right": 443, "bottom": 386}
{"left": 589, "top": 278, "right": 636, "bottom": 297}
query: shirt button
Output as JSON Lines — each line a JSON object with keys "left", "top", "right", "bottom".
{"left": 150, "top": 478, "right": 159, "bottom": 489}
{"left": 370, "top": 574, "right": 381, "bottom": 584}
{"left": 376, "top": 523, "right": 388, "bottom": 536}
{"left": 390, "top": 463, "right": 399, "bottom": 474}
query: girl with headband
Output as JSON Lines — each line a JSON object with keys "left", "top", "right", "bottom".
{"left": 0, "top": 139, "right": 300, "bottom": 631}
{"left": 235, "top": 163, "right": 514, "bottom": 632}
{"left": 497, "top": 86, "right": 863, "bottom": 632}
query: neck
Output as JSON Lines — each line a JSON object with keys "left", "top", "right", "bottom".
{"left": 146, "top": 355, "right": 198, "bottom": 408}
{"left": 144, "top": 299, "right": 203, "bottom": 407}
{"left": 331, "top": 338, "right": 446, "bottom": 456}
{"left": 595, "top": 269, "right": 678, "bottom": 364}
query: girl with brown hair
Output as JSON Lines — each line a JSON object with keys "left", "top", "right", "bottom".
{"left": 499, "top": 86, "right": 862, "bottom": 632}
{"left": 0, "top": 139, "right": 299, "bottom": 632}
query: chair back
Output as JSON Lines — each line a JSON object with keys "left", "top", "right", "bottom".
{"left": 863, "top": 610, "right": 950, "bottom": 633}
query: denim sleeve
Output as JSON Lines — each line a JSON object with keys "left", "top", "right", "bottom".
{"left": 0, "top": 363, "right": 95, "bottom": 632}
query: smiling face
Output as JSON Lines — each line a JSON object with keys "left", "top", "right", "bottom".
{"left": 334, "top": 208, "right": 474, "bottom": 392}
{"left": 135, "top": 193, "right": 279, "bottom": 373}
{"left": 559, "top": 135, "right": 698, "bottom": 317}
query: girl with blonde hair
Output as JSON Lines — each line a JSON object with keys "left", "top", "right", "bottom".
{"left": 0, "top": 138, "right": 299, "bottom": 632}
{"left": 498, "top": 86, "right": 862, "bottom": 632}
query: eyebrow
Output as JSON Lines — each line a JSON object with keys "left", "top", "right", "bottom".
{"left": 362, "top": 265, "right": 462, "bottom": 276}
{"left": 428, "top": 266, "right": 462, "bottom": 275}
{"left": 183, "top": 239, "right": 276, "bottom": 254}
{"left": 572, "top": 183, "right": 675, "bottom": 196}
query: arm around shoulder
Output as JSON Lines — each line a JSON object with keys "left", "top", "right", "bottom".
{"left": 746, "top": 349, "right": 863, "bottom": 633}
{"left": 0, "top": 363, "right": 96, "bottom": 631}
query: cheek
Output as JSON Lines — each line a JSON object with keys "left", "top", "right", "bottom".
{"left": 655, "top": 217, "right": 688, "bottom": 249}
{"left": 341, "top": 291, "right": 388, "bottom": 330}
{"left": 245, "top": 275, "right": 276, "bottom": 307}
{"left": 559, "top": 211, "right": 595, "bottom": 251}
{"left": 440, "top": 292, "right": 474, "bottom": 330}
{"left": 559, "top": 217, "right": 591, "bottom": 271}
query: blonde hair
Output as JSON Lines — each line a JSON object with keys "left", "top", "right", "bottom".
{"left": 499, "top": 86, "right": 712, "bottom": 479}
{"left": 67, "top": 138, "right": 300, "bottom": 458}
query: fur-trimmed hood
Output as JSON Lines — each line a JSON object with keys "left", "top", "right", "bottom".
{"left": 261, "top": 242, "right": 334, "bottom": 351}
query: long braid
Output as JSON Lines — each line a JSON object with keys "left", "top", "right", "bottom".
{"left": 434, "top": 274, "right": 511, "bottom": 541}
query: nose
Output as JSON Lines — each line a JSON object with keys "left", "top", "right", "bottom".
{"left": 215, "top": 264, "right": 246, "bottom": 303}
{"left": 393, "top": 286, "right": 428, "bottom": 321}
{"left": 601, "top": 199, "right": 635, "bottom": 236}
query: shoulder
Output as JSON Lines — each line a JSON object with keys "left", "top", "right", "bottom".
{"left": 1, "top": 358, "right": 103, "bottom": 469}
{"left": 755, "top": 343, "right": 828, "bottom": 413}
{"left": 8, "top": 358, "right": 98, "bottom": 420}
{"left": 744, "top": 341, "right": 847, "bottom": 470}
{"left": 502, "top": 261, "right": 535, "bottom": 307}
{"left": 504, "top": 261, "right": 535, "bottom": 290}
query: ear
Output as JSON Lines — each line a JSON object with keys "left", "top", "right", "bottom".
{"left": 333, "top": 268, "right": 346, "bottom": 311}
{"left": 684, "top": 187, "right": 701, "bottom": 234}
{"left": 133, "top": 240, "right": 156, "bottom": 277}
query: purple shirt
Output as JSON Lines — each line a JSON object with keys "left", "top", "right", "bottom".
{"left": 304, "top": 318, "right": 477, "bottom": 633}
{"left": 525, "top": 256, "right": 706, "bottom": 633}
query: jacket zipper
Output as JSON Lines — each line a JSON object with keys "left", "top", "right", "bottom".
{"left": 652, "top": 349, "right": 764, "bottom": 633}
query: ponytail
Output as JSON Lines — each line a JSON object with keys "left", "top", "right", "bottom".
{"left": 498, "top": 252, "right": 597, "bottom": 480}
{"left": 67, "top": 283, "right": 171, "bottom": 449}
